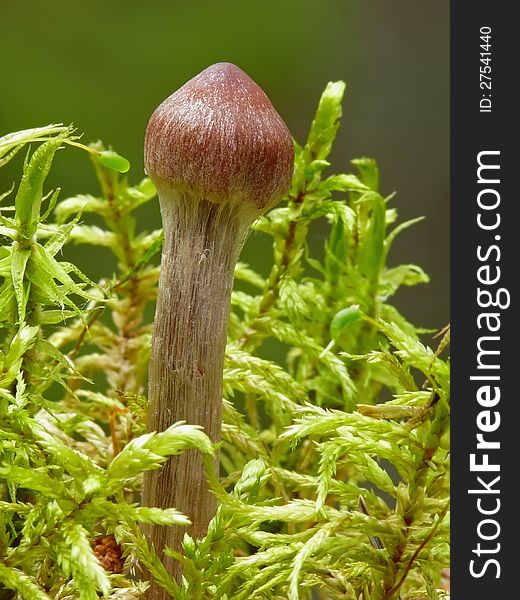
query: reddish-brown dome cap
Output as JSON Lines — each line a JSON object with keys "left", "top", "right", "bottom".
{"left": 144, "top": 62, "right": 294, "bottom": 211}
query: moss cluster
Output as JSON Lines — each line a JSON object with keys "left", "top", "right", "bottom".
{"left": 0, "top": 84, "right": 449, "bottom": 599}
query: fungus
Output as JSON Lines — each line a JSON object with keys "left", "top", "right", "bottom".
{"left": 141, "top": 62, "right": 294, "bottom": 591}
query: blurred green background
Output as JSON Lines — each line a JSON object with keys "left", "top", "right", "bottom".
{"left": 0, "top": 0, "right": 449, "bottom": 328}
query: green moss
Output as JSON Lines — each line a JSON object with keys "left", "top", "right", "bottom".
{"left": 0, "top": 84, "right": 449, "bottom": 599}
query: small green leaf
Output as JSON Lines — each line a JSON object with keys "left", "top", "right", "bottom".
{"left": 234, "top": 262, "right": 265, "bottom": 289}
{"left": 279, "top": 277, "right": 310, "bottom": 324}
{"left": 385, "top": 216, "right": 425, "bottom": 256}
{"left": 0, "top": 125, "right": 71, "bottom": 179}
{"left": 25, "top": 259, "right": 80, "bottom": 312}
{"left": 54, "top": 194, "right": 109, "bottom": 223}
{"left": 0, "top": 465, "right": 68, "bottom": 499}
{"left": 0, "top": 185, "right": 15, "bottom": 206}
{"left": 44, "top": 210, "right": 85, "bottom": 256}
{"left": 40, "top": 187, "right": 61, "bottom": 222}
{"left": 357, "top": 192, "right": 386, "bottom": 281}
{"left": 304, "top": 81, "right": 346, "bottom": 163}
{"left": 106, "top": 422, "right": 213, "bottom": 491}
{"left": 10, "top": 246, "right": 31, "bottom": 321}
{"left": 15, "top": 138, "right": 65, "bottom": 238}
{"left": 0, "top": 324, "right": 39, "bottom": 387}
{"left": 127, "top": 506, "right": 191, "bottom": 527}
{"left": 0, "top": 281, "right": 16, "bottom": 324}
{"left": 352, "top": 157, "right": 380, "bottom": 191}
{"left": 34, "top": 309, "right": 77, "bottom": 325}
{"left": 321, "top": 173, "right": 370, "bottom": 194}
{"left": 379, "top": 264, "right": 430, "bottom": 300}
{"left": 32, "top": 242, "right": 102, "bottom": 303}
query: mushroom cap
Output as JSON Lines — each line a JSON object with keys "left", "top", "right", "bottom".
{"left": 144, "top": 62, "right": 294, "bottom": 211}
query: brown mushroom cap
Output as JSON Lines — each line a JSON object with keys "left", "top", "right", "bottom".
{"left": 144, "top": 62, "right": 294, "bottom": 211}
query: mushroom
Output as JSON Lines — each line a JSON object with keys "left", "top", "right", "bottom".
{"left": 142, "top": 62, "right": 294, "bottom": 591}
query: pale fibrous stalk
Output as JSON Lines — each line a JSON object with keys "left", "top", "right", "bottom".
{"left": 141, "top": 62, "right": 294, "bottom": 595}
{"left": 144, "top": 188, "right": 255, "bottom": 580}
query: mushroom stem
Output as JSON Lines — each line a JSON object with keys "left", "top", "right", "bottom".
{"left": 142, "top": 188, "right": 250, "bottom": 582}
